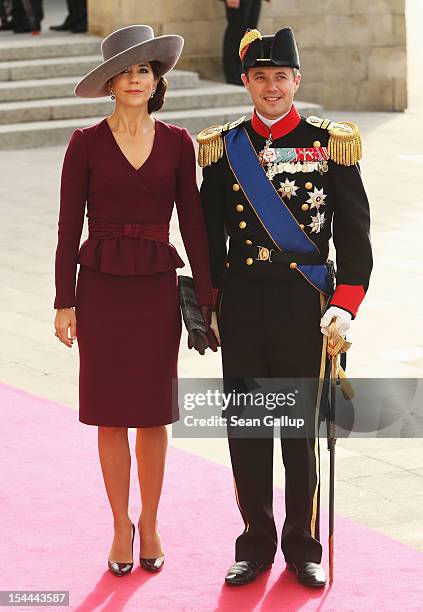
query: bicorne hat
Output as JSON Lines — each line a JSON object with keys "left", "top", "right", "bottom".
{"left": 239, "top": 27, "right": 300, "bottom": 72}
{"left": 75, "top": 25, "right": 184, "bottom": 98}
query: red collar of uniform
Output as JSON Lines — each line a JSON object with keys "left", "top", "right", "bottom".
{"left": 251, "top": 105, "right": 301, "bottom": 139}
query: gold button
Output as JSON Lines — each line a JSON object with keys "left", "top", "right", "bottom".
{"left": 233, "top": 183, "right": 240, "bottom": 191}
{"left": 299, "top": 224, "right": 305, "bottom": 229}
{"left": 235, "top": 204, "right": 244, "bottom": 212}
{"left": 239, "top": 221, "right": 246, "bottom": 229}
{"left": 246, "top": 257, "right": 253, "bottom": 266}
{"left": 289, "top": 262, "right": 297, "bottom": 269}
{"left": 305, "top": 181, "right": 313, "bottom": 190}
{"left": 245, "top": 239, "right": 252, "bottom": 245}
{"left": 225, "top": 261, "right": 230, "bottom": 268}
{"left": 313, "top": 140, "right": 321, "bottom": 148}
{"left": 301, "top": 203, "right": 309, "bottom": 211}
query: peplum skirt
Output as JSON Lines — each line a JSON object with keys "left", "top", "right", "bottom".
{"left": 75, "top": 264, "right": 182, "bottom": 427}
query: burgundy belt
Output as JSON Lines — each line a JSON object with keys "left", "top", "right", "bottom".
{"left": 88, "top": 220, "right": 169, "bottom": 242}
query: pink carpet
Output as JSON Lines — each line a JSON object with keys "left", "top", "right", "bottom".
{"left": 1, "top": 380, "right": 422, "bottom": 611}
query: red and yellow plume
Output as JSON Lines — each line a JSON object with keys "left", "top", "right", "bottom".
{"left": 239, "top": 28, "right": 262, "bottom": 60}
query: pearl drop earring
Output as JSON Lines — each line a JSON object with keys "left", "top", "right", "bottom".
{"left": 150, "top": 90, "right": 156, "bottom": 99}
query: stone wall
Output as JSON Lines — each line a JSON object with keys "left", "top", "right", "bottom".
{"left": 88, "top": 0, "right": 407, "bottom": 111}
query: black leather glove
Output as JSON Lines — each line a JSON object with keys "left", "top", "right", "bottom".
{"left": 200, "top": 305, "right": 219, "bottom": 352}
{"left": 187, "top": 329, "right": 208, "bottom": 355}
{"left": 186, "top": 306, "right": 219, "bottom": 354}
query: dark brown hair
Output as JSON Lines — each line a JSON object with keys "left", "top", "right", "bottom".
{"left": 148, "top": 62, "right": 168, "bottom": 113}
{"left": 244, "top": 66, "right": 299, "bottom": 80}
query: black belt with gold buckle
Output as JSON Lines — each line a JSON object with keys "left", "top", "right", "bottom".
{"left": 254, "top": 245, "right": 326, "bottom": 265}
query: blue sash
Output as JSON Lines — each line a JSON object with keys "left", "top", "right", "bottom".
{"left": 225, "top": 127, "right": 330, "bottom": 295}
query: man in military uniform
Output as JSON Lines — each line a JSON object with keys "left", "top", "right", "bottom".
{"left": 197, "top": 27, "right": 372, "bottom": 587}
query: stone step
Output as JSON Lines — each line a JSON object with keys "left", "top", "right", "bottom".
{"left": 0, "top": 70, "right": 200, "bottom": 102}
{"left": 0, "top": 101, "right": 322, "bottom": 149}
{"left": 0, "top": 55, "right": 103, "bottom": 81}
{"left": 0, "top": 84, "right": 251, "bottom": 124}
{"left": 0, "top": 35, "right": 101, "bottom": 62}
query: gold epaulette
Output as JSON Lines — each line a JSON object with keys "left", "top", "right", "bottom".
{"left": 196, "top": 116, "right": 246, "bottom": 168}
{"left": 306, "top": 115, "right": 362, "bottom": 166}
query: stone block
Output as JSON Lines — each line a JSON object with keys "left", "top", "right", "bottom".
{"left": 300, "top": 47, "right": 367, "bottom": 83}
{"left": 393, "top": 77, "right": 407, "bottom": 110}
{"left": 368, "top": 47, "right": 407, "bottom": 80}
{"left": 177, "top": 55, "right": 224, "bottom": 82}
{"left": 325, "top": 14, "right": 394, "bottom": 48}
{"left": 268, "top": 0, "right": 351, "bottom": 18}
{"left": 298, "top": 77, "right": 399, "bottom": 111}
{"left": 258, "top": 17, "right": 273, "bottom": 35}
{"left": 393, "top": 15, "right": 407, "bottom": 46}
{"left": 355, "top": 78, "right": 397, "bottom": 111}
{"left": 271, "top": 16, "right": 325, "bottom": 49}
{"left": 164, "top": 20, "right": 225, "bottom": 56}
{"left": 350, "top": 0, "right": 405, "bottom": 15}
{"left": 298, "top": 79, "right": 360, "bottom": 111}
{"left": 121, "top": 0, "right": 221, "bottom": 23}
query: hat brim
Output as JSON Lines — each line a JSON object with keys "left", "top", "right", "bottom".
{"left": 74, "top": 34, "right": 184, "bottom": 98}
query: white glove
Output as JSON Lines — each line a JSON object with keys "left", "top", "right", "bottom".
{"left": 320, "top": 306, "right": 352, "bottom": 337}
{"left": 210, "top": 311, "right": 221, "bottom": 345}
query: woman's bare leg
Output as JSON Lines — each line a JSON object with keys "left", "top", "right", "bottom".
{"left": 98, "top": 426, "right": 133, "bottom": 562}
{"left": 135, "top": 425, "right": 168, "bottom": 557}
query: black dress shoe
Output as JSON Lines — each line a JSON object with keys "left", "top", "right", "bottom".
{"left": 71, "top": 22, "right": 87, "bottom": 33}
{"left": 108, "top": 522, "right": 135, "bottom": 577}
{"left": 287, "top": 562, "right": 326, "bottom": 587}
{"left": 225, "top": 560, "right": 273, "bottom": 586}
{"left": 139, "top": 555, "right": 165, "bottom": 573}
{"left": 50, "top": 23, "right": 71, "bottom": 31}
{"left": 50, "top": 15, "right": 73, "bottom": 31}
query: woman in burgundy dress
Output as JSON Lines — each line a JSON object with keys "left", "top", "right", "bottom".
{"left": 53, "top": 25, "right": 215, "bottom": 576}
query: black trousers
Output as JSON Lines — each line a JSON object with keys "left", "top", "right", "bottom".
{"left": 65, "top": 0, "right": 86, "bottom": 27}
{"left": 218, "top": 273, "right": 327, "bottom": 564}
{"left": 223, "top": 0, "right": 262, "bottom": 84}
{"left": 12, "top": 0, "right": 43, "bottom": 26}
{"left": 0, "top": 1, "right": 9, "bottom": 24}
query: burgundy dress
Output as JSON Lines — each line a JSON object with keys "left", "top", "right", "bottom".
{"left": 54, "top": 118, "right": 213, "bottom": 427}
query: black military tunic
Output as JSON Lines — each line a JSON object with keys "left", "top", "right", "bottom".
{"left": 198, "top": 106, "right": 372, "bottom": 565}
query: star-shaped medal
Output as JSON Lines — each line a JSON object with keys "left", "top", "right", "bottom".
{"left": 308, "top": 211, "right": 325, "bottom": 233}
{"left": 306, "top": 187, "right": 327, "bottom": 209}
{"left": 278, "top": 178, "right": 298, "bottom": 200}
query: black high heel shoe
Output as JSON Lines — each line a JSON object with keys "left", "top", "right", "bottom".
{"left": 108, "top": 522, "right": 135, "bottom": 577}
{"left": 138, "top": 521, "right": 165, "bottom": 573}
{"left": 139, "top": 554, "right": 165, "bottom": 573}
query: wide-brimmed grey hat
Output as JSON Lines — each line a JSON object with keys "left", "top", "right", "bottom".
{"left": 74, "top": 25, "right": 184, "bottom": 98}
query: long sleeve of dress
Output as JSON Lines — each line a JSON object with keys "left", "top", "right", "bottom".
{"left": 175, "top": 128, "right": 213, "bottom": 307}
{"left": 54, "top": 129, "right": 89, "bottom": 308}
{"left": 200, "top": 158, "right": 228, "bottom": 308}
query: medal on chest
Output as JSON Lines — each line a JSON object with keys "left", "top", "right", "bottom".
{"left": 257, "top": 144, "right": 328, "bottom": 234}
{"left": 258, "top": 145, "right": 330, "bottom": 179}
{"left": 258, "top": 134, "right": 274, "bottom": 165}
